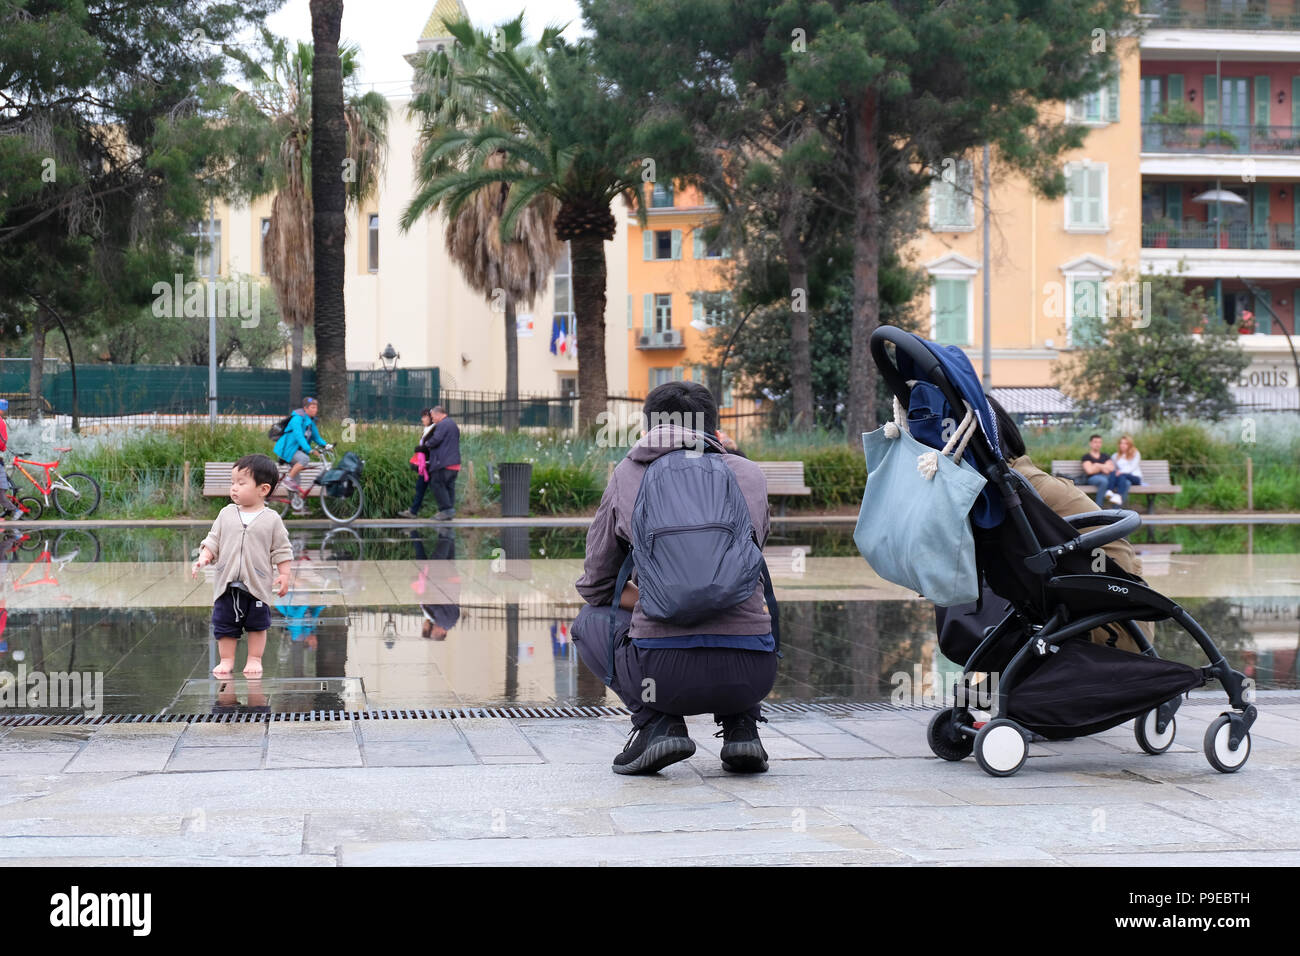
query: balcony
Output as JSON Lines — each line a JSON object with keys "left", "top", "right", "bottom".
{"left": 636, "top": 329, "right": 685, "bottom": 349}
{"left": 1142, "top": 123, "right": 1300, "bottom": 155}
{"left": 1142, "top": 221, "right": 1296, "bottom": 249}
{"left": 1141, "top": 1, "right": 1300, "bottom": 30}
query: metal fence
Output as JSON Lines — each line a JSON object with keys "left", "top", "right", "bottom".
{"left": 5, "top": 362, "right": 443, "bottom": 422}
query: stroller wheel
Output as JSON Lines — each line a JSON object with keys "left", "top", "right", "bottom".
{"left": 927, "top": 708, "right": 973, "bottom": 761}
{"left": 974, "top": 719, "right": 1028, "bottom": 777}
{"left": 1203, "top": 714, "right": 1251, "bottom": 773}
{"left": 1134, "top": 709, "right": 1177, "bottom": 755}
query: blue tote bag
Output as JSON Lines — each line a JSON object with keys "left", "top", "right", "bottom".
{"left": 853, "top": 397, "right": 986, "bottom": 606}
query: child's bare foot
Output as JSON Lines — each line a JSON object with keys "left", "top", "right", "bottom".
{"left": 243, "top": 658, "right": 263, "bottom": 677}
{"left": 213, "top": 659, "right": 235, "bottom": 678}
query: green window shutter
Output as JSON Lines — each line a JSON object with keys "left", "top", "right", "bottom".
{"left": 934, "top": 279, "right": 967, "bottom": 345}
{"left": 1294, "top": 288, "right": 1300, "bottom": 337}
{"left": 1203, "top": 74, "right": 1218, "bottom": 125}
{"left": 1067, "top": 167, "right": 1084, "bottom": 226}
{"left": 642, "top": 230, "right": 653, "bottom": 261}
{"left": 1255, "top": 288, "right": 1272, "bottom": 334}
{"left": 627, "top": 294, "right": 633, "bottom": 329}
{"left": 1072, "top": 279, "right": 1104, "bottom": 347}
{"left": 672, "top": 365, "right": 682, "bottom": 381}
{"left": 649, "top": 368, "right": 657, "bottom": 392}
{"left": 1165, "top": 182, "right": 1182, "bottom": 221}
{"left": 670, "top": 230, "right": 682, "bottom": 260}
{"left": 1293, "top": 77, "right": 1300, "bottom": 129}
{"left": 642, "top": 293, "right": 652, "bottom": 333}
{"left": 1090, "top": 167, "right": 1104, "bottom": 226}
{"left": 1255, "top": 76, "right": 1270, "bottom": 127}
{"left": 693, "top": 229, "right": 703, "bottom": 259}
{"left": 1106, "top": 74, "right": 1120, "bottom": 123}
{"left": 692, "top": 295, "right": 703, "bottom": 326}
{"left": 958, "top": 161, "right": 973, "bottom": 226}
{"left": 1167, "top": 73, "right": 1184, "bottom": 105}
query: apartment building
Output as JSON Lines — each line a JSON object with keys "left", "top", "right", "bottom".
{"left": 912, "top": 1, "right": 1300, "bottom": 412}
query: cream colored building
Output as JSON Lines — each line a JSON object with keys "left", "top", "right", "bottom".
{"left": 207, "top": 0, "right": 629, "bottom": 398}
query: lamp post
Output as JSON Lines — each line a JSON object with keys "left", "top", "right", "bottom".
{"left": 379, "top": 343, "right": 400, "bottom": 422}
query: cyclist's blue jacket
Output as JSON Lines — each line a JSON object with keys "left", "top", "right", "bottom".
{"left": 273, "top": 410, "right": 328, "bottom": 461}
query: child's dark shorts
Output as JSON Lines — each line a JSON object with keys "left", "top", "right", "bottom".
{"left": 212, "top": 585, "right": 271, "bottom": 638}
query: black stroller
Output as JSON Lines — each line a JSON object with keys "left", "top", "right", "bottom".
{"left": 869, "top": 327, "right": 1257, "bottom": 777}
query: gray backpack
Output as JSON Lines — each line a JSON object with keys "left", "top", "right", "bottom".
{"left": 605, "top": 442, "right": 780, "bottom": 682}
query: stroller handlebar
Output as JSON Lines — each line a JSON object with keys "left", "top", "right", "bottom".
{"left": 1058, "top": 508, "right": 1143, "bottom": 555}
{"left": 869, "top": 326, "right": 964, "bottom": 413}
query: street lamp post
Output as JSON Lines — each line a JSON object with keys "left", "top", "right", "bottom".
{"left": 379, "top": 343, "right": 400, "bottom": 422}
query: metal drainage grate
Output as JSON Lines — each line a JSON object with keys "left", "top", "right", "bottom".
{"left": 1, "top": 691, "right": 1295, "bottom": 727}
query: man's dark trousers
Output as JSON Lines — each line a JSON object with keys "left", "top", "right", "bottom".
{"left": 430, "top": 468, "right": 457, "bottom": 513}
{"left": 572, "top": 605, "right": 777, "bottom": 729}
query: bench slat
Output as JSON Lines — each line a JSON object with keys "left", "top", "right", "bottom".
{"left": 203, "top": 461, "right": 326, "bottom": 497}
{"left": 755, "top": 460, "right": 812, "bottom": 496}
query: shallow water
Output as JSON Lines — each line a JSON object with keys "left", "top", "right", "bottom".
{"left": 0, "top": 526, "right": 1294, "bottom": 715}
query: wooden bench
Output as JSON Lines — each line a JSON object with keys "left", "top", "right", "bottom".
{"left": 1050, "top": 459, "right": 1182, "bottom": 514}
{"left": 755, "top": 460, "right": 812, "bottom": 515}
{"left": 203, "top": 461, "right": 328, "bottom": 498}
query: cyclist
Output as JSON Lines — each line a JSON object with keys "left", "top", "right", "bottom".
{"left": 0, "top": 399, "right": 14, "bottom": 518}
{"left": 273, "top": 396, "right": 332, "bottom": 496}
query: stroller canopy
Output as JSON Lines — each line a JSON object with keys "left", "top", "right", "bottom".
{"left": 891, "top": 332, "right": 1004, "bottom": 528}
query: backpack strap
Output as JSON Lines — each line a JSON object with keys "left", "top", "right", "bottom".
{"left": 753, "top": 530, "right": 781, "bottom": 658}
{"left": 606, "top": 549, "right": 635, "bottom": 685}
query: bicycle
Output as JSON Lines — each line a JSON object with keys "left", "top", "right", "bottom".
{"left": 269, "top": 448, "right": 364, "bottom": 524}
{"left": 10, "top": 529, "right": 100, "bottom": 591}
{"left": 0, "top": 480, "right": 44, "bottom": 521}
{"left": 8, "top": 447, "right": 101, "bottom": 518}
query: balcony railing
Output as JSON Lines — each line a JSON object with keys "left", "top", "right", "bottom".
{"left": 1142, "top": 123, "right": 1300, "bottom": 154}
{"left": 1142, "top": 1, "right": 1300, "bottom": 30}
{"left": 1142, "top": 221, "right": 1297, "bottom": 250}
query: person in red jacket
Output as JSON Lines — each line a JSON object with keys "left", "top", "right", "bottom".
{"left": 0, "top": 399, "right": 14, "bottom": 517}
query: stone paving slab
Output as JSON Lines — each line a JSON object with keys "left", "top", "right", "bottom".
{"left": 0, "top": 712, "right": 1290, "bottom": 865}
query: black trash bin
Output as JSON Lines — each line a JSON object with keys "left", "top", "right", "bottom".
{"left": 498, "top": 462, "right": 533, "bottom": 517}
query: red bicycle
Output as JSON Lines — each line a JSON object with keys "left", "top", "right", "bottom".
{"left": 8, "top": 446, "right": 101, "bottom": 518}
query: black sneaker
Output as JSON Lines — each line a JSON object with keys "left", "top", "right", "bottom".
{"left": 612, "top": 713, "right": 696, "bottom": 775}
{"left": 716, "top": 714, "right": 769, "bottom": 773}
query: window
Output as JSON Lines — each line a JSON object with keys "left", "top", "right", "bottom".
{"left": 648, "top": 366, "right": 686, "bottom": 391}
{"left": 1067, "top": 73, "right": 1120, "bottom": 125}
{"left": 930, "top": 159, "right": 974, "bottom": 230}
{"left": 643, "top": 229, "right": 682, "bottom": 260}
{"left": 651, "top": 182, "right": 674, "bottom": 208}
{"left": 558, "top": 374, "right": 577, "bottom": 397}
{"left": 1065, "top": 162, "right": 1107, "bottom": 231}
{"left": 693, "top": 227, "right": 728, "bottom": 258}
{"left": 260, "top": 218, "right": 271, "bottom": 275}
{"left": 368, "top": 214, "right": 379, "bottom": 272}
{"left": 720, "top": 369, "right": 734, "bottom": 408}
{"left": 1068, "top": 277, "right": 1107, "bottom": 347}
{"left": 192, "top": 219, "right": 221, "bottom": 277}
{"left": 553, "top": 241, "right": 574, "bottom": 338}
{"left": 692, "top": 290, "right": 732, "bottom": 328}
{"left": 932, "top": 278, "right": 971, "bottom": 346}
{"left": 654, "top": 293, "right": 672, "bottom": 333}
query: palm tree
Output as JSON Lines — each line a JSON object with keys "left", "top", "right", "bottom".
{"left": 404, "top": 17, "right": 564, "bottom": 431}
{"left": 230, "top": 32, "right": 388, "bottom": 407}
{"left": 310, "top": 0, "right": 348, "bottom": 415}
{"left": 403, "top": 18, "right": 646, "bottom": 431}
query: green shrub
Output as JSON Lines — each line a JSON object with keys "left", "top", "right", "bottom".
{"left": 528, "top": 463, "right": 602, "bottom": 515}
{"left": 1205, "top": 474, "right": 1246, "bottom": 510}
{"left": 799, "top": 445, "right": 868, "bottom": 508}
{"left": 1140, "top": 422, "right": 1232, "bottom": 477}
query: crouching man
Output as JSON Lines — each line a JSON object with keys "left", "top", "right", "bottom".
{"left": 573, "top": 382, "right": 780, "bottom": 775}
